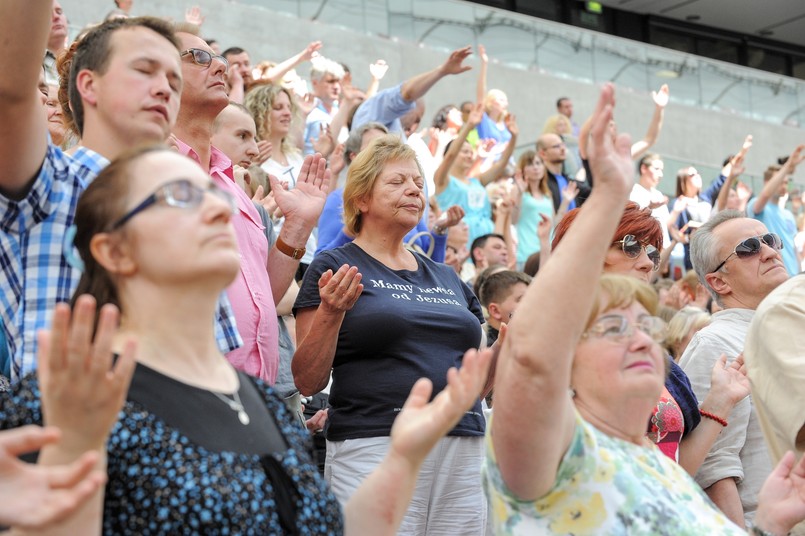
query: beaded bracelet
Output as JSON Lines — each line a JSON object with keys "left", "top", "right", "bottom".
{"left": 700, "top": 409, "right": 728, "bottom": 427}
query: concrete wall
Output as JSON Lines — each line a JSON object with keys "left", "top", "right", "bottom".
{"left": 61, "top": 0, "right": 804, "bottom": 193}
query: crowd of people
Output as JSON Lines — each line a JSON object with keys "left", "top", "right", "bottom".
{"left": 2, "top": 1, "right": 805, "bottom": 534}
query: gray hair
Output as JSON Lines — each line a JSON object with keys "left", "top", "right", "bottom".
{"left": 344, "top": 122, "right": 388, "bottom": 165}
{"left": 309, "top": 56, "right": 345, "bottom": 81}
{"left": 689, "top": 209, "right": 744, "bottom": 303}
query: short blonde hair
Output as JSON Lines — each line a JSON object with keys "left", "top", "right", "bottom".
{"left": 343, "top": 134, "right": 422, "bottom": 236}
{"left": 585, "top": 274, "right": 659, "bottom": 332}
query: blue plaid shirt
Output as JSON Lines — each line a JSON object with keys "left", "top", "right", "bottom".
{"left": 0, "top": 142, "right": 241, "bottom": 383}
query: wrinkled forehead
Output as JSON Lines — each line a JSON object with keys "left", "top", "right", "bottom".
{"left": 714, "top": 217, "right": 769, "bottom": 249}
{"left": 176, "top": 31, "right": 209, "bottom": 53}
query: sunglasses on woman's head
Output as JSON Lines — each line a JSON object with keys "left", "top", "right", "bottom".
{"left": 614, "top": 235, "right": 660, "bottom": 271}
{"left": 711, "top": 233, "right": 782, "bottom": 273}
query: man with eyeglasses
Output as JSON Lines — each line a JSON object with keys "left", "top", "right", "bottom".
{"left": 537, "top": 133, "right": 590, "bottom": 213}
{"left": 747, "top": 147, "right": 804, "bottom": 277}
{"left": 678, "top": 210, "right": 790, "bottom": 529}
{"left": 172, "top": 27, "right": 327, "bottom": 386}
{"left": 0, "top": 8, "right": 247, "bottom": 384}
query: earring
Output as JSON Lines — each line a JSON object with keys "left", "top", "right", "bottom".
{"left": 569, "top": 387, "right": 576, "bottom": 398}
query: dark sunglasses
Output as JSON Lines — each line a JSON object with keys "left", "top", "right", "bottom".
{"left": 614, "top": 234, "right": 660, "bottom": 271}
{"left": 180, "top": 48, "right": 229, "bottom": 72}
{"left": 711, "top": 233, "right": 783, "bottom": 272}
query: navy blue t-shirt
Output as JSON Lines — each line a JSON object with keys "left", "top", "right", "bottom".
{"left": 294, "top": 242, "right": 485, "bottom": 441}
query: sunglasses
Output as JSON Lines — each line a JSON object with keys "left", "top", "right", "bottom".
{"left": 614, "top": 235, "right": 660, "bottom": 271}
{"left": 111, "top": 179, "right": 236, "bottom": 229}
{"left": 711, "top": 233, "right": 783, "bottom": 272}
{"left": 180, "top": 48, "right": 229, "bottom": 72}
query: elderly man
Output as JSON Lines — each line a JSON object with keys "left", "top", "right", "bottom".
{"left": 679, "top": 210, "right": 790, "bottom": 528}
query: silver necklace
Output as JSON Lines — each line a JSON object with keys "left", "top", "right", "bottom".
{"left": 211, "top": 390, "right": 250, "bottom": 425}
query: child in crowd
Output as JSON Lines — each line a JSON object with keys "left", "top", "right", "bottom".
{"left": 478, "top": 270, "right": 532, "bottom": 346}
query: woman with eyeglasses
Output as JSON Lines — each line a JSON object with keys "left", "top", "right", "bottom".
{"left": 553, "top": 200, "right": 749, "bottom": 475}
{"left": 486, "top": 84, "right": 805, "bottom": 536}
{"left": 0, "top": 145, "right": 491, "bottom": 535}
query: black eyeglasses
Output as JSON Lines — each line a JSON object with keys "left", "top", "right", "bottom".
{"left": 111, "top": 179, "right": 237, "bottom": 229}
{"left": 180, "top": 48, "right": 229, "bottom": 72}
{"left": 711, "top": 233, "right": 783, "bottom": 273}
{"left": 614, "top": 235, "right": 660, "bottom": 271}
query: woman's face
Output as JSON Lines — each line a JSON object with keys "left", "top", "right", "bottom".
{"left": 554, "top": 118, "right": 569, "bottom": 136}
{"left": 269, "top": 90, "right": 293, "bottom": 139}
{"left": 360, "top": 158, "right": 425, "bottom": 232}
{"left": 603, "top": 239, "right": 657, "bottom": 283}
{"left": 685, "top": 169, "right": 702, "bottom": 195}
{"left": 457, "top": 141, "right": 474, "bottom": 169}
{"left": 116, "top": 151, "right": 240, "bottom": 288}
{"left": 524, "top": 157, "right": 546, "bottom": 183}
{"left": 446, "top": 107, "right": 463, "bottom": 130}
{"left": 573, "top": 301, "right": 665, "bottom": 406}
{"left": 488, "top": 92, "right": 508, "bottom": 117}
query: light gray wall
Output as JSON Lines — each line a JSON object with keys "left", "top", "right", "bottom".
{"left": 61, "top": 0, "right": 804, "bottom": 193}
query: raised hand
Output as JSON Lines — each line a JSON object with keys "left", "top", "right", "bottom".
{"left": 788, "top": 144, "right": 805, "bottom": 169}
{"left": 467, "top": 103, "right": 484, "bottom": 128}
{"left": 755, "top": 451, "right": 805, "bottom": 536}
{"left": 369, "top": 59, "right": 389, "bottom": 80}
{"left": 301, "top": 41, "right": 323, "bottom": 62}
{"left": 0, "top": 426, "right": 105, "bottom": 530}
{"left": 504, "top": 113, "right": 519, "bottom": 137}
{"left": 561, "top": 181, "right": 579, "bottom": 204}
{"left": 252, "top": 184, "right": 283, "bottom": 220}
{"left": 296, "top": 93, "right": 317, "bottom": 117}
{"left": 708, "top": 354, "right": 751, "bottom": 408}
{"left": 269, "top": 153, "right": 330, "bottom": 230}
{"left": 478, "top": 44, "right": 489, "bottom": 64}
{"left": 652, "top": 84, "right": 670, "bottom": 108}
{"left": 536, "top": 213, "right": 552, "bottom": 242}
{"left": 436, "top": 205, "right": 465, "bottom": 229}
{"left": 587, "top": 83, "right": 633, "bottom": 196}
{"left": 329, "top": 143, "right": 346, "bottom": 178}
{"left": 318, "top": 264, "right": 363, "bottom": 314}
{"left": 388, "top": 348, "right": 492, "bottom": 463}
{"left": 184, "top": 6, "right": 205, "bottom": 26}
{"left": 255, "top": 139, "right": 273, "bottom": 165}
{"left": 440, "top": 46, "right": 473, "bottom": 76}
{"left": 312, "top": 124, "right": 335, "bottom": 158}
{"left": 37, "top": 296, "right": 136, "bottom": 453}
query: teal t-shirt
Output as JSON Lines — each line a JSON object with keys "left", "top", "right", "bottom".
{"left": 436, "top": 175, "right": 494, "bottom": 248}
{"left": 515, "top": 191, "right": 554, "bottom": 264}
{"left": 747, "top": 198, "right": 800, "bottom": 276}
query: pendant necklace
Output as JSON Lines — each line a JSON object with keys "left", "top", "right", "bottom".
{"left": 211, "top": 389, "right": 251, "bottom": 425}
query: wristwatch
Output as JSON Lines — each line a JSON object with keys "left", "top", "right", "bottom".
{"left": 275, "top": 236, "right": 306, "bottom": 260}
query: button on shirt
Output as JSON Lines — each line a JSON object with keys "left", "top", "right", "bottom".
{"left": 0, "top": 142, "right": 241, "bottom": 383}
{"left": 176, "top": 140, "right": 279, "bottom": 384}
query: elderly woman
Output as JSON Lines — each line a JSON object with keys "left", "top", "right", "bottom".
{"left": 553, "top": 201, "right": 749, "bottom": 472}
{"left": 487, "top": 84, "right": 805, "bottom": 536}
{"left": 294, "top": 135, "right": 488, "bottom": 535}
{"left": 0, "top": 145, "right": 490, "bottom": 535}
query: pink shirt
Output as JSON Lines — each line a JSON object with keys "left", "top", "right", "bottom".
{"left": 176, "top": 140, "right": 279, "bottom": 383}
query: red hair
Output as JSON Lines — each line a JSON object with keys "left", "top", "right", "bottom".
{"left": 552, "top": 201, "right": 663, "bottom": 252}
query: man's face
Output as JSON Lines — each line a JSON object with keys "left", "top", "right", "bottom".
{"left": 477, "top": 237, "right": 508, "bottom": 266}
{"left": 49, "top": 1, "right": 68, "bottom": 49}
{"left": 558, "top": 99, "right": 573, "bottom": 119}
{"left": 177, "top": 33, "right": 229, "bottom": 116}
{"left": 709, "top": 218, "right": 788, "bottom": 308}
{"left": 312, "top": 73, "right": 341, "bottom": 103}
{"left": 642, "top": 159, "right": 664, "bottom": 187}
{"left": 87, "top": 26, "right": 182, "bottom": 144}
{"left": 211, "top": 106, "right": 259, "bottom": 168}
{"left": 225, "top": 51, "right": 252, "bottom": 85}
{"left": 539, "top": 134, "right": 566, "bottom": 165}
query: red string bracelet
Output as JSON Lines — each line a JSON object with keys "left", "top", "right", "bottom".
{"left": 700, "top": 410, "right": 728, "bottom": 427}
